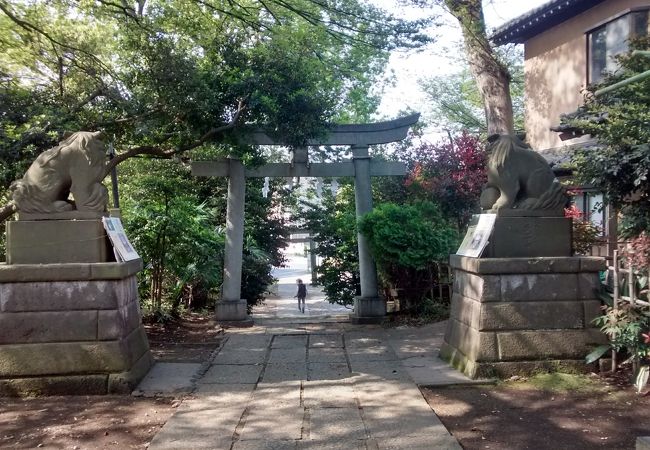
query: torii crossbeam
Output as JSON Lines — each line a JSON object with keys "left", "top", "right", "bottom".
{"left": 192, "top": 113, "right": 419, "bottom": 325}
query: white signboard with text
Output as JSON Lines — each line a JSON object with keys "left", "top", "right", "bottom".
{"left": 456, "top": 213, "right": 496, "bottom": 258}
{"left": 102, "top": 217, "right": 140, "bottom": 262}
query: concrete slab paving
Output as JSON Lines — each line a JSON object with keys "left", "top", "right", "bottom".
{"left": 347, "top": 345, "right": 398, "bottom": 362}
{"left": 233, "top": 440, "right": 298, "bottom": 450}
{"left": 308, "top": 347, "right": 347, "bottom": 363}
{"left": 262, "top": 362, "right": 308, "bottom": 382}
{"left": 212, "top": 348, "right": 267, "bottom": 364}
{"left": 239, "top": 406, "right": 305, "bottom": 440}
{"left": 200, "top": 364, "right": 263, "bottom": 384}
{"left": 273, "top": 334, "right": 309, "bottom": 348}
{"left": 349, "top": 361, "right": 410, "bottom": 380}
{"left": 223, "top": 334, "right": 272, "bottom": 350}
{"left": 308, "top": 407, "right": 367, "bottom": 441}
{"left": 148, "top": 258, "right": 475, "bottom": 449}
{"left": 250, "top": 381, "right": 302, "bottom": 407}
{"left": 352, "top": 380, "right": 427, "bottom": 409}
{"left": 374, "top": 435, "right": 462, "bottom": 450}
{"left": 148, "top": 405, "right": 241, "bottom": 449}
{"left": 193, "top": 382, "right": 256, "bottom": 403}
{"left": 269, "top": 347, "right": 308, "bottom": 363}
{"left": 344, "top": 335, "right": 385, "bottom": 348}
{"left": 308, "top": 362, "right": 350, "bottom": 381}
{"left": 297, "top": 440, "right": 368, "bottom": 450}
{"left": 308, "top": 334, "right": 343, "bottom": 348}
{"left": 303, "top": 380, "right": 357, "bottom": 408}
{"left": 135, "top": 362, "right": 202, "bottom": 394}
{"left": 362, "top": 406, "right": 449, "bottom": 438}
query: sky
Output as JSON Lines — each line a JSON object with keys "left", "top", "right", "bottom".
{"left": 374, "top": 0, "right": 549, "bottom": 132}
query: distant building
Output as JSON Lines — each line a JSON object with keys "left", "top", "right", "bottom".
{"left": 491, "top": 0, "right": 650, "bottom": 250}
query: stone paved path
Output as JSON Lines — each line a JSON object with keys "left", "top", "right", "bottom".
{"left": 148, "top": 258, "right": 474, "bottom": 449}
{"left": 256, "top": 256, "right": 351, "bottom": 321}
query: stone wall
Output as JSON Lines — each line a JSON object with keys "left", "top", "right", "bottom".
{"left": 0, "top": 259, "right": 153, "bottom": 395}
{"left": 440, "top": 255, "right": 607, "bottom": 379}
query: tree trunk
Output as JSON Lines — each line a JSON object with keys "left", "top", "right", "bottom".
{"left": 444, "top": 0, "right": 515, "bottom": 135}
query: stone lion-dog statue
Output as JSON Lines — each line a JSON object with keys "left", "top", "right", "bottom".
{"left": 11, "top": 131, "right": 108, "bottom": 214}
{"left": 480, "top": 134, "right": 568, "bottom": 213}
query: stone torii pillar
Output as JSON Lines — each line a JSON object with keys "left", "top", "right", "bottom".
{"left": 192, "top": 113, "right": 420, "bottom": 325}
{"left": 219, "top": 157, "right": 249, "bottom": 323}
{"left": 351, "top": 144, "right": 382, "bottom": 322}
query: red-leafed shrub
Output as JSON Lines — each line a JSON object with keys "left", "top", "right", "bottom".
{"left": 401, "top": 132, "right": 486, "bottom": 229}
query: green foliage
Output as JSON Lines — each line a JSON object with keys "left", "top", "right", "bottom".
{"left": 358, "top": 201, "right": 458, "bottom": 308}
{"left": 358, "top": 201, "right": 458, "bottom": 270}
{"left": 241, "top": 177, "right": 290, "bottom": 309}
{"left": 0, "top": 0, "right": 411, "bottom": 312}
{"left": 593, "top": 302, "right": 650, "bottom": 365}
{"left": 297, "top": 132, "right": 484, "bottom": 315}
{"left": 417, "top": 296, "right": 450, "bottom": 322}
{"left": 573, "top": 220, "right": 601, "bottom": 255}
{"left": 297, "top": 184, "right": 359, "bottom": 306}
{"left": 0, "top": 0, "right": 427, "bottom": 159}
{"left": 120, "top": 160, "right": 224, "bottom": 315}
{"left": 563, "top": 37, "right": 650, "bottom": 236}
{"left": 118, "top": 158, "right": 288, "bottom": 315}
{"left": 564, "top": 204, "right": 602, "bottom": 255}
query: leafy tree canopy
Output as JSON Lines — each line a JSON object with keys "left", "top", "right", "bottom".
{"left": 0, "top": 0, "right": 432, "bottom": 179}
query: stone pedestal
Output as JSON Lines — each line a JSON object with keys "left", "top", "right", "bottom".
{"left": 7, "top": 219, "right": 113, "bottom": 264}
{"left": 350, "top": 297, "right": 386, "bottom": 324}
{"left": 440, "top": 255, "right": 607, "bottom": 379}
{"left": 215, "top": 299, "right": 253, "bottom": 326}
{"left": 483, "top": 215, "right": 572, "bottom": 258}
{"left": 0, "top": 259, "right": 153, "bottom": 395}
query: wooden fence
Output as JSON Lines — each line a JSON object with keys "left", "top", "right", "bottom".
{"left": 602, "top": 247, "right": 649, "bottom": 372}
{"left": 606, "top": 249, "right": 650, "bottom": 308}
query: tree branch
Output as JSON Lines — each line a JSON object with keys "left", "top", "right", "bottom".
{"left": 102, "top": 98, "right": 248, "bottom": 177}
{"left": 0, "top": 203, "right": 16, "bottom": 224}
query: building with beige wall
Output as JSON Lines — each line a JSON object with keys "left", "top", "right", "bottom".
{"left": 491, "top": 0, "right": 649, "bottom": 240}
{"left": 492, "top": 0, "right": 650, "bottom": 152}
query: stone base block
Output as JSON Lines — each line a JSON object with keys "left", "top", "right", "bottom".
{"left": 109, "top": 351, "right": 156, "bottom": 393}
{"left": 0, "top": 262, "right": 152, "bottom": 395}
{"left": 7, "top": 219, "right": 114, "bottom": 264}
{"left": 0, "top": 374, "right": 111, "bottom": 396}
{"left": 0, "top": 351, "right": 154, "bottom": 396}
{"left": 215, "top": 299, "right": 251, "bottom": 325}
{"left": 442, "top": 255, "right": 607, "bottom": 379}
{"left": 440, "top": 342, "right": 591, "bottom": 378}
{"left": 637, "top": 436, "right": 650, "bottom": 450}
{"left": 483, "top": 216, "right": 571, "bottom": 258}
{"left": 350, "top": 297, "right": 386, "bottom": 324}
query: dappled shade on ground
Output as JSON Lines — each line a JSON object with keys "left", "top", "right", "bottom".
{"left": 424, "top": 375, "right": 650, "bottom": 450}
{"left": 0, "top": 396, "right": 175, "bottom": 448}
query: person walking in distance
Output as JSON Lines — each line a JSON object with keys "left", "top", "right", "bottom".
{"left": 295, "top": 279, "right": 307, "bottom": 313}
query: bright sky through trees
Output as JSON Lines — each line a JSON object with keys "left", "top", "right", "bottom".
{"left": 374, "top": 0, "right": 548, "bottom": 130}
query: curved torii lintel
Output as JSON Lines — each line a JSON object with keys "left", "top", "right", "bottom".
{"left": 246, "top": 112, "right": 420, "bottom": 147}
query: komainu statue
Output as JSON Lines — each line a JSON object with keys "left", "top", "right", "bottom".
{"left": 480, "top": 134, "right": 568, "bottom": 213}
{"left": 11, "top": 131, "right": 108, "bottom": 214}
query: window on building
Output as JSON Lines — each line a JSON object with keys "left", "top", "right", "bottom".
{"left": 573, "top": 190, "right": 606, "bottom": 234}
{"left": 588, "top": 9, "right": 649, "bottom": 83}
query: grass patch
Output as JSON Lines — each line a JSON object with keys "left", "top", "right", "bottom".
{"left": 503, "top": 373, "right": 605, "bottom": 393}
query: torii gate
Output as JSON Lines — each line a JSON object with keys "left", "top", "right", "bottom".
{"left": 192, "top": 113, "right": 420, "bottom": 325}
